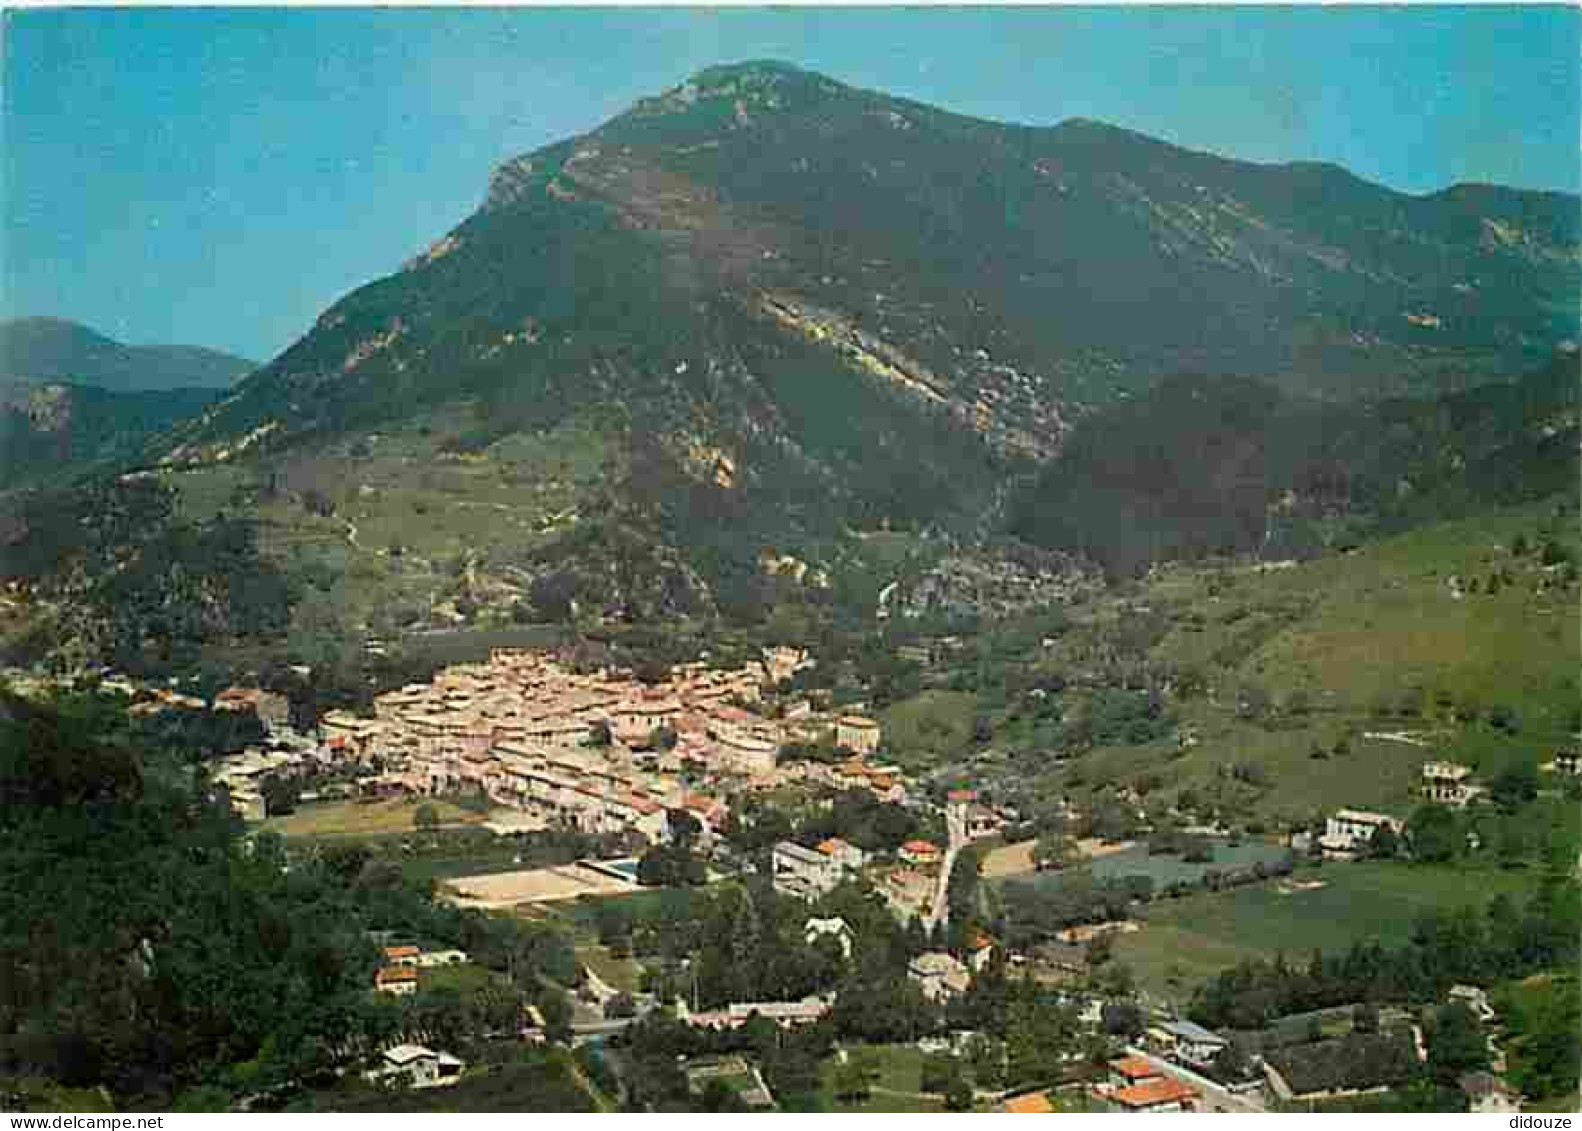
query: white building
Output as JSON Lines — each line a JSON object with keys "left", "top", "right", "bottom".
{"left": 1149, "top": 1019, "right": 1228, "bottom": 1067}
{"left": 835, "top": 715, "right": 881, "bottom": 755}
{"left": 772, "top": 841, "right": 843, "bottom": 899}
{"left": 714, "top": 729, "right": 778, "bottom": 776}
{"left": 1448, "top": 984, "right": 1497, "bottom": 1023}
{"left": 1422, "top": 761, "right": 1477, "bottom": 806}
{"left": 415, "top": 948, "right": 470, "bottom": 969}
{"left": 1319, "top": 809, "right": 1403, "bottom": 857}
{"left": 908, "top": 952, "right": 971, "bottom": 1001}
{"left": 681, "top": 995, "right": 832, "bottom": 1031}
{"left": 364, "top": 1044, "right": 464, "bottom": 1089}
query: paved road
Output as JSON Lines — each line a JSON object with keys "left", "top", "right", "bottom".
{"left": 572, "top": 1018, "right": 637, "bottom": 1039}
{"left": 924, "top": 806, "right": 968, "bottom": 932}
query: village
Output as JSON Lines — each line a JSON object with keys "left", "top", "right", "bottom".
{"left": 100, "top": 639, "right": 1560, "bottom": 1115}
{"left": 203, "top": 645, "right": 917, "bottom": 842}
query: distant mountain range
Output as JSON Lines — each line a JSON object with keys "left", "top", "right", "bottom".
{"left": 1, "top": 317, "right": 253, "bottom": 392}
{"left": 0, "top": 318, "right": 253, "bottom": 487}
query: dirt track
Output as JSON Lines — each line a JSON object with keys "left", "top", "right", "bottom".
{"left": 981, "top": 838, "right": 1137, "bottom": 879}
{"left": 443, "top": 863, "right": 634, "bottom": 908}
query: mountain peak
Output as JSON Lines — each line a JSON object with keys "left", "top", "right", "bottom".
{"left": 686, "top": 59, "right": 817, "bottom": 87}
{"left": 613, "top": 58, "right": 849, "bottom": 128}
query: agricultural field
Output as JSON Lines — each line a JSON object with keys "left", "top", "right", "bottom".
{"left": 261, "top": 796, "right": 485, "bottom": 838}
{"left": 994, "top": 839, "right": 1291, "bottom": 898}
{"left": 443, "top": 863, "right": 636, "bottom": 909}
{"left": 1111, "top": 861, "right": 1547, "bottom": 1002}
{"left": 547, "top": 885, "right": 717, "bottom": 932}
{"left": 417, "top": 961, "right": 504, "bottom": 997}
{"left": 980, "top": 839, "right": 1038, "bottom": 879}
{"left": 1229, "top": 510, "right": 1579, "bottom": 730}
{"left": 814, "top": 1044, "right": 949, "bottom": 1113}
{"left": 980, "top": 837, "right": 1135, "bottom": 880}
{"left": 397, "top": 844, "right": 549, "bottom": 886}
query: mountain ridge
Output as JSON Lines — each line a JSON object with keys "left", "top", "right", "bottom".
{"left": 0, "top": 316, "right": 255, "bottom": 392}
{"left": 166, "top": 60, "right": 1578, "bottom": 464}
{"left": 0, "top": 318, "right": 247, "bottom": 489}
{"left": 7, "top": 59, "right": 1565, "bottom": 650}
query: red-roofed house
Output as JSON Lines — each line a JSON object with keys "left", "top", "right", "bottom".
{"left": 1109, "top": 1057, "right": 1163, "bottom": 1089}
{"left": 1001, "top": 1091, "right": 1054, "bottom": 1114}
{"left": 1107, "top": 1077, "right": 1199, "bottom": 1113}
{"left": 375, "top": 966, "right": 419, "bottom": 996}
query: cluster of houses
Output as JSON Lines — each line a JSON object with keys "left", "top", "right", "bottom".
{"left": 769, "top": 832, "right": 949, "bottom": 920}
{"left": 210, "top": 731, "right": 325, "bottom": 821}
{"left": 209, "top": 646, "right": 924, "bottom": 840}
{"left": 1098, "top": 1056, "right": 1204, "bottom": 1113}
{"left": 1001, "top": 1057, "right": 1201, "bottom": 1114}
{"left": 768, "top": 789, "right": 1011, "bottom": 921}
{"left": 771, "top": 838, "right": 870, "bottom": 901}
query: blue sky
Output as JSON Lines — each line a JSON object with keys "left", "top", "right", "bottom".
{"left": 5, "top": 6, "right": 1579, "bottom": 362}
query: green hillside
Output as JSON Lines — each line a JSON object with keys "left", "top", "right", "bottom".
{"left": 1011, "top": 354, "right": 1579, "bottom": 577}
{"left": 905, "top": 501, "right": 1579, "bottom": 828}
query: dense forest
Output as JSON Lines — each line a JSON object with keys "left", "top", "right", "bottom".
{"left": 0, "top": 383, "right": 223, "bottom": 489}
{"left": 1011, "top": 353, "right": 1580, "bottom": 577}
{"left": 0, "top": 689, "right": 578, "bottom": 1111}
